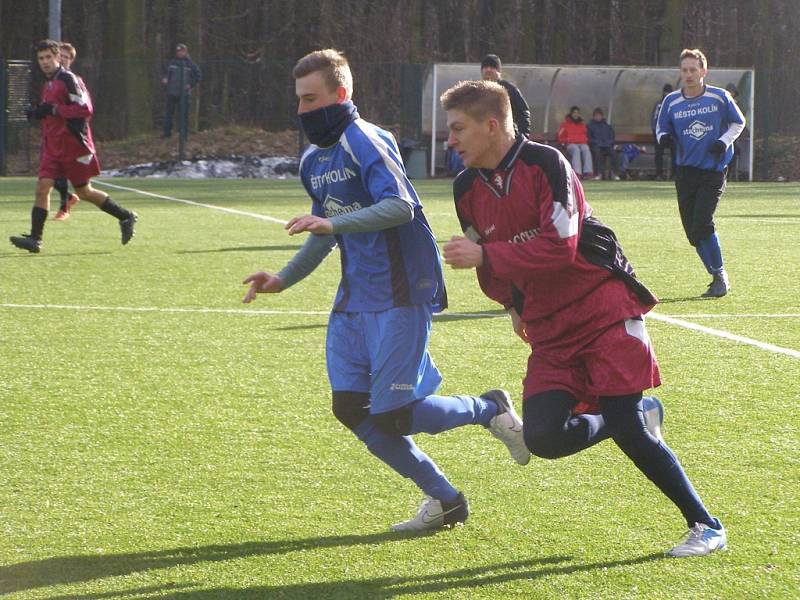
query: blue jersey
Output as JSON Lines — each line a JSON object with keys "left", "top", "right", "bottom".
{"left": 655, "top": 85, "right": 745, "bottom": 171}
{"left": 299, "top": 119, "right": 446, "bottom": 313}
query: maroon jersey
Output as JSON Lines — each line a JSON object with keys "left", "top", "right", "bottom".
{"left": 453, "top": 138, "right": 655, "bottom": 348}
{"left": 39, "top": 66, "right": 96, "bottom": 162}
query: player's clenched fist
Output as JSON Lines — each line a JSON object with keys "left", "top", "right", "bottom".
{"left": 442, "top": 235, "right": 484, "bottom": 269}
{"left": 242, "top": 271, "right": 284, "bottom": 303}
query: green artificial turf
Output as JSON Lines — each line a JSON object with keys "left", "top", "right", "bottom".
{"left": 0, "top": 177, "right": 797, "bottom": 599}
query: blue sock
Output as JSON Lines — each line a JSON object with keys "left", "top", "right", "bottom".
{"left": 408, "top": 394, "right": 498, "bottom": 435}
{"left": 704, "top": 233, "right": 724, "bottom": 272}
{"left": 353, "top": 417, "right": 460, "bottom": 502}
{"left": 695, "top": 242, "right": 713, "bottom": 274}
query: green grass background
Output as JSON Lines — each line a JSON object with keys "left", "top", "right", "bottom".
{"left": 0, "top": 177, "right": 798, "bottom": 599}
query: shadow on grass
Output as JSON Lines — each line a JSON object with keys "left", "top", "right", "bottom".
{"left": 272, "top": 323, "right": 327, "bottom": 331}
{"left": 176, "top": 244, "right": 302, "bottom": 254}
{"left": 656, "top": 295, "right": 716, "bottom": 304}
{"left": 724, "top": 213, "right": 800, "bottom": 219}
{"left": 0, "top": 531, "right": 429, "bottom": 594}
{"left": 433, "top": 310, "right": 506, "bottom": 322}
{"left": 39, "top": 551, "right": 667, "bottom": 599}
{"left": 0, "top": 250, "right": 113, "bottom": 260}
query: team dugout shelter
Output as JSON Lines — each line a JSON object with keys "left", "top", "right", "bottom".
{"left": 423, "top": 64, "right": 754, "bottom": 181}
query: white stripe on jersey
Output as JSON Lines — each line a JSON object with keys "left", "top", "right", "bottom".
{"left": 298, "top": 143, "right": 319, "bottom": 174}
{"left": 551, "top": 201, "right": 579, "bottom": 239}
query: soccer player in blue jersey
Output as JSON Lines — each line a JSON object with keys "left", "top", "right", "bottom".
{"left": 656, "top": 48, "right": 745, "bottom": 298}
{"left": 241, "top": 49, "right": 530, "bottom": 532}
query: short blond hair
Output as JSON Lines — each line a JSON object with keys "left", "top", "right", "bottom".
{"left": 293, "top": 49, "right": 353, "bottom": 97}
{"left": 440, "top": 80, "right": 512, "bottom": 131}
{"left": 680, "top": 48, "right": 707, "bottom": 70}
{"left": 59, "top": 42, "right": 76, "bottom": 60}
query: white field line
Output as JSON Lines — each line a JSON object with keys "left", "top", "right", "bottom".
{"left": 94, "top": 179, "right": 288, "bottom": 225}
{"left": 0, "top": 303, "right": 496, "bottom": 319}
{"left": 609, "top": 215, "right": 800, "bottom": 225}
{"left": 655, "top": 313, "right": 800, "bottom": 318}
{"left": 79, "top": 181, "right": 799, "bottom": 358}
{"left": 647, "top": 312, "right": 800, "bottom": 358}
{"left": 1, "top": 303, "right": 798, "bottom": 358}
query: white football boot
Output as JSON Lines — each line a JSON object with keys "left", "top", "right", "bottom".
{"left": 667, "top": 521, "right": 728, "bottom": 557}
{"left": 391, "top": 493, "right": 469, "bottom": 532}
{"left": 483, "top": 389, "right": 531, "bottom": 465}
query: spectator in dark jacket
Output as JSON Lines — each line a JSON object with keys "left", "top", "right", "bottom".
{"left": 587, "top": 108, "right": 620, "bottom": 180}
{"left": 480, "top": 54, "right": 531, "bottom": 138}
{"left": 651, "top": 83, "right": 675, "bottom": 180}
{"left": 161, "top": 43, "right": 201, "bottom": 138}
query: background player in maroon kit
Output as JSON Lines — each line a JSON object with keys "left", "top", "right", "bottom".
{"left": 50, "top": 42, "right": 82, "bottom": 221}
{"left": 440, "top": 80, "right": 726, "bottom": 558}
{"left": 11, "top": 39, "right": 137, "bottom": 253}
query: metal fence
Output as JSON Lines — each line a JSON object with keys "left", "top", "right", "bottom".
{"left": 0, "top": 59, "right": 33, "bottom": 175}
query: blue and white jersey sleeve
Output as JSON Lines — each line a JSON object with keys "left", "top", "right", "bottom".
{"left": 655, "top": 92, "right": 679, "bottom": 144}
{"left": 342, "top": 121, "right": 418, "bottom": 212}
{"left": 298, "top": 119, "right": 446, "bottom": 313}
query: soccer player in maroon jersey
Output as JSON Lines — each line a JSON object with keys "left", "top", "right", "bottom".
{"left": 50, "top": 42, "right": 82, "bottom": 221}
{"left": 440, "top": 80, "right": 726, "bottom": 557}
{"left": 11, "top": 39, "right": 137, "bottom": 253}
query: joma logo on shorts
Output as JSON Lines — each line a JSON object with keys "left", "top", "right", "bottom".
{"left": 390, "top": 383, "right": 414, "bottom": 390}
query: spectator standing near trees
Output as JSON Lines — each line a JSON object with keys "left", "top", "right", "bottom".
{"left": 161, "top": 43, "right": 201, "bottom": 139}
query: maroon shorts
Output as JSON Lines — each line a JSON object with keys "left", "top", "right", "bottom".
{"left": 39, "top": 153, "right": 101, "bottom": 186}
{"left": 523, "top": 317, "right": 661, "bottom": 412}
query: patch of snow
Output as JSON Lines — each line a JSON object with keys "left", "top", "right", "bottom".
{"left": 103, "top": 155, "right": 299, "bottom": 179}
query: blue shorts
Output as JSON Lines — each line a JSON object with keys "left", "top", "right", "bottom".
{"left": 326, "top": 304, "right": 442, "bottom": 414}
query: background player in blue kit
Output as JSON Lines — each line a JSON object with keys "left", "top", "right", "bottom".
{"left": 656, "top": 48, "right": 745, "bottom": 298}
{"left": 241, "top": 49, "right": 530, "bottom": 532}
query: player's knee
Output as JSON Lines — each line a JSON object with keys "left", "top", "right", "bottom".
{"left": 331, "top": 391, "right": 370, "bottom": 431}
{"left": 373, "top": 405, "right": 414, "bottom": 436}
{"left": 524, "top": 427, "right": 569, "bottom": 460}
{"left": 689, "top": 224, "right": 714, "bottom": 245}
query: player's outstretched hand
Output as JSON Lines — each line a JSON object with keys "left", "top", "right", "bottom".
{"left": 443, "top": 235, "right": 484, "bottom": 269}
{"left": 242, "top": 271, "right": 283, "bottom": 303}
{"left": 285, "top": 214, "right": 333, "bottom": 236}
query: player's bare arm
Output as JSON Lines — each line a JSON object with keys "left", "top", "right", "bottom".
{"left": 242, "top": 271, "right": 283, "bottom": 303}
{"left": 286, "top": 214, "right": 333, "bottom": 236}
{"left": 443, "top": 235, "right": 484, "bottom": 269}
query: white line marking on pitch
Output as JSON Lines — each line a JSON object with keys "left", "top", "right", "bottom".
{"left": 94, "top": 179, "right": 288, "bottom": 225}
{"left": 658, "top": 313, "right": 800, "bottom": 318}
{"left": 84, "top": 181, "right": 799, "bottom": 357}
{"left": 1, "top": 303, "right": 797, "bottom": 358}
{"left": 0, "top": 303, "right": 498, "bottom": 320}
{"left": 647, "top": 313, "right": 800, "bottom": 358}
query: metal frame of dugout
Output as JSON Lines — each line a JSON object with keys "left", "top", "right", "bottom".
{"left": 423, "top": 63, "right": 754, "bottom": 181}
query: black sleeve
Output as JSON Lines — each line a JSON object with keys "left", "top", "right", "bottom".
{"left": 452, "top": 169, "right": 479, "bottom": 234}
{"left": 191, "top": 61, "right": 202, "bottom": 85}
{"left": 501, "top": 81, "right": 531, "bottom": 137}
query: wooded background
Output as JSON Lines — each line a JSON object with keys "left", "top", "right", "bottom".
{"left": 2, "top": 0, "right": 799, "bottom": 147}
